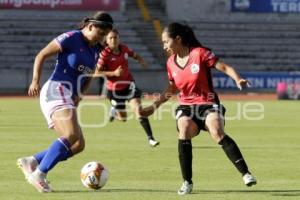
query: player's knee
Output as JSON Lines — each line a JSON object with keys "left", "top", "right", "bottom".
{"left": 64, "top": 130, "right": 81, "bottom": 144}
{"left": 71, "top": 137, "right": 85, "bottom": 155}
{"left": 77, "top": 139, "right": 85, "bottom": 153}
{"left": 178, "top": 132, "right": 189, "bottom": 140}
{"left": 117, "top": 111, "right": 127, "bottom": 121}
{"left": 209, "top": 128, "right": 225, "bottom": 143}
{"left": 178, "top": 120, "right": 195, "bottom": 134}
{"left": 178, "top": 121, "right": 189, "bottom": 131}
{"left": 178, "top": 122, "right": 195, "bottom": 139}
{"left": 135, "top": 106, "right": 143, "bottom": 116}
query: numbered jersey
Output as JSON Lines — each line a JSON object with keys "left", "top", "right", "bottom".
{"left": 167, "top": 47, "right": 220, "bottom": 105}
{"left": 98, "top": 44, "right": 134, "bottom": 91}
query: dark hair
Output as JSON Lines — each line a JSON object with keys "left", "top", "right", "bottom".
{"left": 163, "top": 22, "right": 204, "bottom": 48}
{"left": 110, "top": 28, "right": 119, "bottom": 35}
{"left": 79, "top": 12, "right": 113, "bottom": 30}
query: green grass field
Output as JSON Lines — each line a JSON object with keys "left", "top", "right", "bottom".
{"left": 0, "top": 97, "right": 300, "bottom": 200}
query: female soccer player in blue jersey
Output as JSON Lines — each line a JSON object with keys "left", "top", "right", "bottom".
{"left": 17, "top": 12, "right": 113, "bottom": 193}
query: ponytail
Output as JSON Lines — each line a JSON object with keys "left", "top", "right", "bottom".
{"left": 182, "top": 25, "right": 202, "bottom": 48}
{"left": 163, "top": 22, "right": 209, "bottom": 49}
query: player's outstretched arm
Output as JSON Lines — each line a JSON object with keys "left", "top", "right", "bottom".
{"left": 215, "top": 60, "right": 251, "bottom": 90}
{"left": 28, "top": 40, "right": 61, "bottom": 96}
{"left": 94, "top": 64, "right": 124, "bottom": 77}
{"left": 139, "top": 81, "right": 176, "bottom": 117}
{"left": 133, "top": 53, "right": 148, "bottom": 68}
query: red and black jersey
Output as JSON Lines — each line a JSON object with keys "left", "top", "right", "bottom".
{"left": 98, "top": 44, "right": 134, "bottom": 91}
{"left": 167, "top": 47, "right": 220, "bottom": 105}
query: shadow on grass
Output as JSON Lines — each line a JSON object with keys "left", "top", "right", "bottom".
{"left": 53, "top": 188, "right": 175, "bottom": 193}
{"left": 194, "top": 189, "right": 300, "bottom": 196}
{"left": 193, "top": 146, "right": 300, "bottom": 150}
{"left": 53, "top": 188, "right": 300, "bottom": 196}
{"left": 193, "top": 146, "right": 218, "bottom": 149}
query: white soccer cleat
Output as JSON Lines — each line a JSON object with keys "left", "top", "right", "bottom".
{"left": 178, "top": 180, "right": 193, "bottom": 195}
{"left": 149, "top": 139, "right": 160, "bottom": 147}
{"left": 243, "top": 173, "right": 257, "bottom": 187}
{"left": 17, "top": 156, "right": 38, "bottom": 179}
{"left": 27, "top": 169, "right": 52, "bottom": 193}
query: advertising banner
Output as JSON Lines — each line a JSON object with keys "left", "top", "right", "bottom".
{"left": 0, "top": 0, "right": 120, "bottom": 11}
{"left": 213, "top": 71, "right": 300, "bottom": 90}
{"left": 231, "top": 0, "right": 300, "bottom": 13}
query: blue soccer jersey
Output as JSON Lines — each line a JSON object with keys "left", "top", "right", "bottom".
{"left": 50, "top": 30, "right": 100, "bottom": 96}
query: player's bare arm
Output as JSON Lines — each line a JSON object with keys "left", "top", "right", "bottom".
{"left": 132, "top": 53, "right": 148, "bottom": 68}
{"left": 28, "top": 40, "right": 61, "bottom": 97}
{"left": 95, "top": 64, "right": 124, "bottom": 77}
{"left": 153, "top": 81, "right": 177, "bottom": 108}
{"left": 80, "top": 69, "right": 95, "bottom": 99}
{"left": 215, "top": 60, "right": 250, "bottom": 90}
{"left": 140, "top": 81, "right": 176, "bottom": 117}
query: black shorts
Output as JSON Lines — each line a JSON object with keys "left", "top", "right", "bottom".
{"left": 106, "top": 82, "right": 142, "bottom": 110}
{"left": 175, "top": 104, "right": 226, "bottom": 132}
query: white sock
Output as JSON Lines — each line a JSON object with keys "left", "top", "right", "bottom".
{"left": 110, "top": 106, "right": 116, "bottom": 116}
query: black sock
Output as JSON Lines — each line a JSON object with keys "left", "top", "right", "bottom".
{"left": 178, "top": 139, "right": 193, "bottom": 184}
{"left": 219, "top": 135, "right": 249, "bottom": 175}
{"left": 139, "top": 117, "right": 154, "bottom": 140}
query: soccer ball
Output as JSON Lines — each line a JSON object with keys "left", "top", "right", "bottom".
{"left": 80, "top": 161, "right": 108, "bottom": 190}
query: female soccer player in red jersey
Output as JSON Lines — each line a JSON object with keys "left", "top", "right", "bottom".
{"left": 95, "top": 29, "right": 159, "bottom": 147}
{"left": 145, "top": 22, "right": 257, "bottom": 195}
{"left": 17, "top": 12, "right": 113, "bottom": 193}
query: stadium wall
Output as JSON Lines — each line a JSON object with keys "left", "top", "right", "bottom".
{"left": 166, "top": 0, "right": 229, "bottom": 20}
